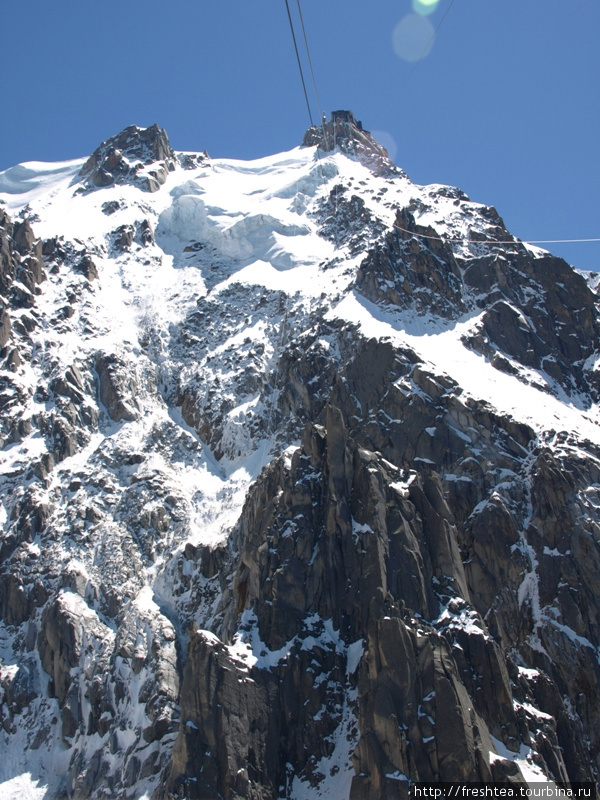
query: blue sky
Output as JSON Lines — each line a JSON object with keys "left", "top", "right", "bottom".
{"left": 1, "top": 0, "right": 598, "bottom": 270}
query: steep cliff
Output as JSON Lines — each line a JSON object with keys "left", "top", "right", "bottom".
{"left": 0, "top": 117, "right": 599, "bottom": 799}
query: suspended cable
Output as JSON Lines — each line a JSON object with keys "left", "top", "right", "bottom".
{"left": 513, "top": 238, "right": 600, "bottom": 245}
{"left": 392, "top": 221, "right": 600, "bottom": 246}
{"left": 286, "top": 0, "right": 332, "bottom": 229}
{"left": 295, "top": 0, "right": 324, "bottom": 123}
{"left": 284, "top": 0, "right": 314, "bottom": 127}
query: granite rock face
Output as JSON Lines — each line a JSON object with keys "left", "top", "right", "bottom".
{"left": 164, "top": 333, "right": 599, "bottom": 798}
{"left": 79, "top": 123, "right": 176, "bottom": 192}
{"left": 0, "top": 118, "right": 599, "bottom": 798}
{"left": 356, "top": 208, "right": 600, "bottom": 401}
{"left": 0, "top": 209, "right": 47, "bottom": 448}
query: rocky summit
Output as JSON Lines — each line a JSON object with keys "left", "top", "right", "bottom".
{"left": 0, "top": 116, "right": 599, "bottom": 799}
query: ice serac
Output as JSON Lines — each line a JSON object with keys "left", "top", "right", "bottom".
{"left": 0, "top": 115, "right": 599, "bottom": 799}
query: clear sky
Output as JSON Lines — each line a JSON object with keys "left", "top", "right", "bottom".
{"left": 1, "top": 0, "right": 598, "bottom": 271}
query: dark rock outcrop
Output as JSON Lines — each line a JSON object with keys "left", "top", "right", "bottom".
{"left": 312, "top": 184, "right": 388, "bottom": 255}
{"left": 95, "top": 352, "right": 140, "bottom": 422}
{"left": 165, "top": 333, "right": 598, "bottom": 796}
{"left": 304, "top": 111, "right": 397, "bottom": 175}
{"left": 38, "top": 590, "right": 114, "bottom": 740}
{"left": 356, "top": 207, "right": 600, "bottom": 402}
{"left": 0, "top": 210, "right": 45, "bottom": 306}
{"left": 79, "top": 123, "right": 176, "bottom": 192}
{"left": 0, "top": 210, "right": 49, "bottom": 447}
{"left": 0, "top": 306, "right": 11, "bottom": 349}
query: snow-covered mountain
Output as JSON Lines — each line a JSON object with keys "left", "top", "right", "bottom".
{"left": 0, "top": 114, "right": 599, "bottom": 799}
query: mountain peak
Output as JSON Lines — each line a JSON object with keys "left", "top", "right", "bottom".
{"left": 78, "top": 123, "right": 176, "bottom": 192}
{"left": 1, "top": 120, "right": 600, "bottom": 798}
{"left": 303, "top": 110, "right": 395, "bottom": 175}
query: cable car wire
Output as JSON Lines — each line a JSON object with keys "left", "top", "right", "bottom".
{"left": 295, "top": 0, "right": 324, "bottom": 123}
{"left": 392, "top": 221, "right": 600, "bottom": 246}
{"left": 284, "top": 0, "right": 315, "bottom": 127}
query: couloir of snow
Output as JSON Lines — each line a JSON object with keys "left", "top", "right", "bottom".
{"left": 1, "top": 134, "right": 599, "bottom": 798}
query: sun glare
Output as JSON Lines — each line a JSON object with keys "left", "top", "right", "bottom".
{"left": 413, "top": 0, "right": 439, "bottom": 15}
{"left": 392, "top": 14, "right": 435, "bottom": 62}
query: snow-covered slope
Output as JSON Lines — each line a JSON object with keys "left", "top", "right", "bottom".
{"left": 0, "top": 118, "right": 599, "bottom": 799}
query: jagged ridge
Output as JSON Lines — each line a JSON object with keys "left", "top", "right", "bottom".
{"left": 0, "top": 118, "right": 599, "bottom": 799}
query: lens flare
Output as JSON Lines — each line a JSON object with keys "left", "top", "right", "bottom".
{"left": 392, "top": 14, "right": 435, "bottom": 63}
{"left": 412, "top": 0, "right": 439, "bottom": 16}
